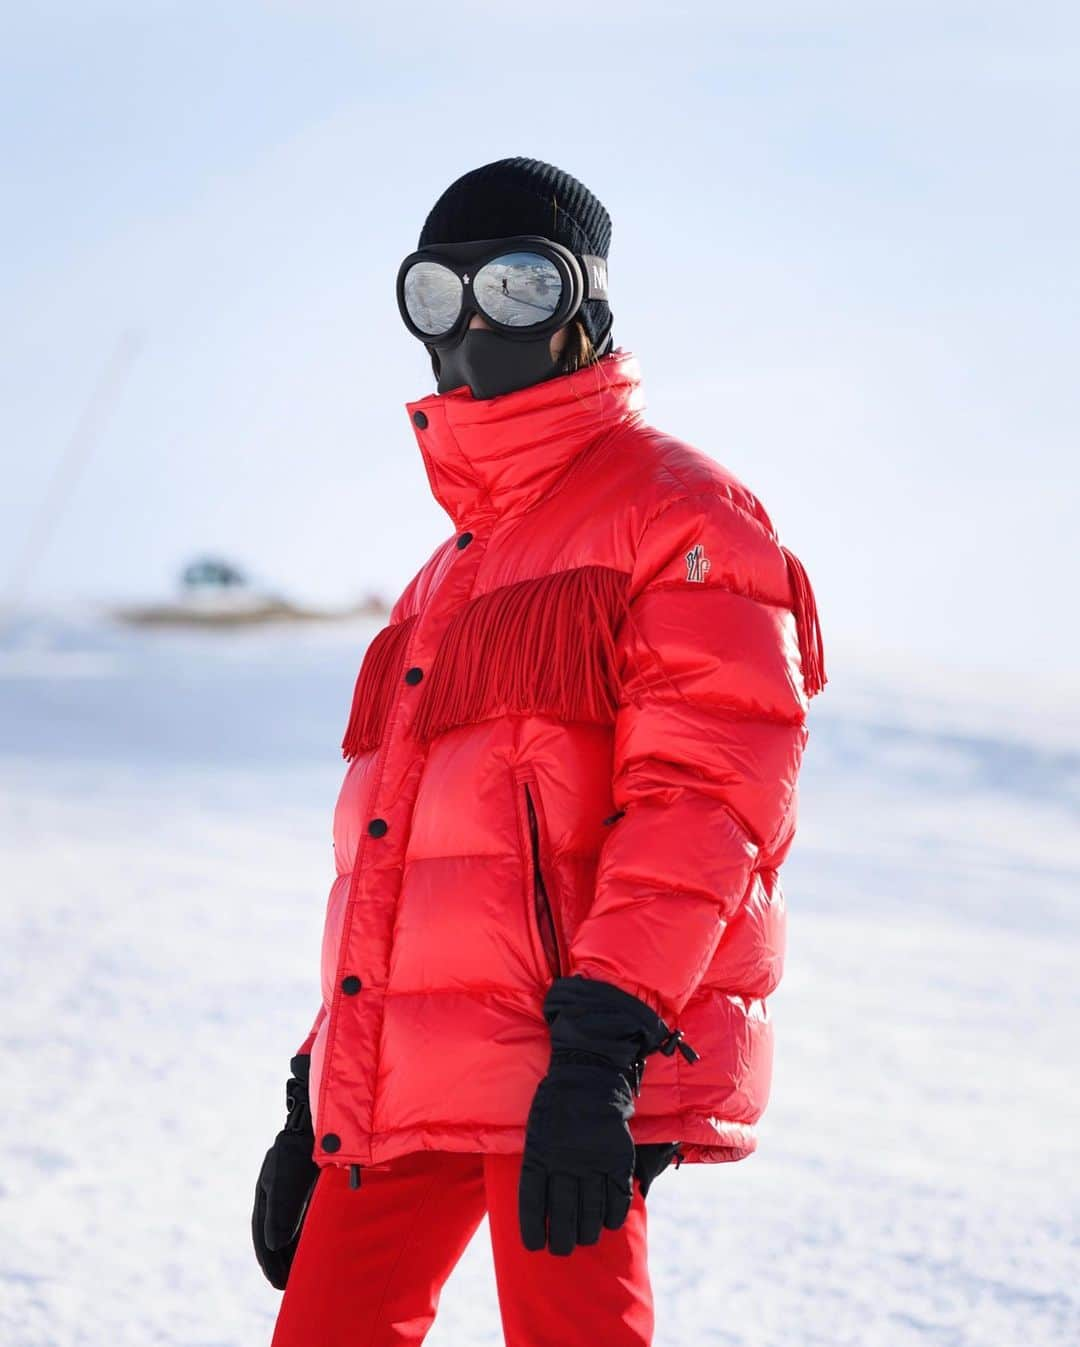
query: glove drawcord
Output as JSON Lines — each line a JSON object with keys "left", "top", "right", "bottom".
{"left": 657, "top": 1027, "right": 700, "bottom": 1063}
{"left": 349, "top": 1163, "right": 362, "bottom": 1190}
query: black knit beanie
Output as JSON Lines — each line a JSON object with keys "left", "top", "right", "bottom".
{"left": 417, "top": 157, "right": 614, "bottom": 353}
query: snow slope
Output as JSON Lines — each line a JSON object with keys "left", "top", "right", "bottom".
{"left": 1, "top": 611, "right": 1077, "bottom": 1346}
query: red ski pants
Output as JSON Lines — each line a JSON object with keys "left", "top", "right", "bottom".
{"left": 270, "top": 1149, "right": 653, "bottom": 1347}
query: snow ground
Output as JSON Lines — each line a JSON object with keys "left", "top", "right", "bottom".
{"left": 1, "top": 611, "right": 1077, "bottom": 1346}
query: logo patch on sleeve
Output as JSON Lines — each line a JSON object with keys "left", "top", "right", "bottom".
{"left": 685, "top": 543, "right": 711, "bottom": 583}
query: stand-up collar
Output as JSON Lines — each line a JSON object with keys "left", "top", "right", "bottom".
{"left": 405, "top": 349, "right": 645, "bottom": 531}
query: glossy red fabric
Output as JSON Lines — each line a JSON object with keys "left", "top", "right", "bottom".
{"left": 298, "top": 348, "right": 823, "bottom": 1172}
{"left": 270, "top": 1152, "right": 652, "bottom": 1347}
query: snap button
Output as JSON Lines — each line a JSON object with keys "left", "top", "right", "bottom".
{"left": 321, "top": 1133, "right": 342, "bottom": 1153}
{"left": 368, "top": 817, "right": 388, "bottom": 837}
{"left": 456, "top": 531, "right": 474, "bottom": 549}
{"left": 404, "top": 666, "right": 423, "bottom": 685}
{"left": 341, "top": 975, "right": 362, "bottom": 995}
{"left": 412, "top": 411, "right": 428, "bottom": 429}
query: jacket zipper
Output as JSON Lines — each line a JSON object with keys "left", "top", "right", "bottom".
{"left": 524, "top": 781, "right": 562, "bottom": 977}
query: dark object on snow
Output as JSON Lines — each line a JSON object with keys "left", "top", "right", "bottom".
{"left": 182, "top": 556, "right": 249, "bottom": 590}
{"left": 518, "top": 974, "right": 697, "bottom": 1256}
{"left": 252, "top": 1054, "right": 321, "bottom": 1289}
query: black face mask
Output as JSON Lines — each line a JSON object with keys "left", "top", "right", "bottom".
{"left": 431, "top": 328, "right": 561, "bottom": 400}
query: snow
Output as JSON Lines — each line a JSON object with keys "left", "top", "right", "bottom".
{"left": 1, "top": 611, "right": 1077, "bottom": 1346}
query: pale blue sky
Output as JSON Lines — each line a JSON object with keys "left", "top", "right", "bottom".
{"left": 2, "top": 2, "right": 1077, "bottom": 677}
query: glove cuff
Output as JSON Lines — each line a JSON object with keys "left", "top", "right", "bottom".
{"left": 542, "top": 975, "right": 673, "bottom": 1070}
{"left": 285, "top": 1054, "right": 313, "bottom": 1133}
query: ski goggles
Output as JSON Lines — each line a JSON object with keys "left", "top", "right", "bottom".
{"left": 396, "top": 235, "right": 609, "bottom": 343}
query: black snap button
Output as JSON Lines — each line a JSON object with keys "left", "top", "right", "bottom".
{"left": 404, "top": 666, "right": 423, "bottom": 685}
{"left": 341, "top": 975, "right": 362, "bottom": 995}
{"left": 368, "top": 817, "right": 388, "bottom": 837}
{"left": 456, "top": 531, "right": 474, "bottom": 549}
{"left": 321, "top": 1133, "right": 342, "bottom": 1153}
{"left": 412, "top": 411, "right": 428, "bottom": 429}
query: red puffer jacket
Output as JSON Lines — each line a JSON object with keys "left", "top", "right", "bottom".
{"left": 296, "top": 349, "right": 825, "bottom": 1171}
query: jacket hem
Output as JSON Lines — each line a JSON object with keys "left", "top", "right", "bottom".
{"left": 312, "top": 1113, "right": 758, "bottom": 1169}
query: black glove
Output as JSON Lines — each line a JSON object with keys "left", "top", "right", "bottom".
{"left": 519, "top": 975, "right": 697, "bottom": 1256}
{"left": 634, "top": 1141, "right": 683, "bottom": 1197}
{"left": 252, "top": 1054, "right": 321, "bottom": 1289}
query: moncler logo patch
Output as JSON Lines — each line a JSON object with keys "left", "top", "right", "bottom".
{"left": 685, "top": 543, "right": 711, "bottom": 583}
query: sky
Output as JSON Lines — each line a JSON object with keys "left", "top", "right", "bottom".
{"left": 1, "top": 1, "right": 1078, "bottom": 678}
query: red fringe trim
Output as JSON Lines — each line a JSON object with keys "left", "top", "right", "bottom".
{"left": 411, "top": 566, "right": 632, "bottom": 744}
{"left": 341, "top": 614, "right": 418, "bottom": 760}
{"left": 780, "top": 545, "right": 827, "bottom": 698}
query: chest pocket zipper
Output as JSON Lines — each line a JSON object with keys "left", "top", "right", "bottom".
{"left": 524, "top": 781, "right": 562, "bottom": 978}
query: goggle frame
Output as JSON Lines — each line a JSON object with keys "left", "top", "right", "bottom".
{"left": 396, "top": 235, "right": 609, "bottom": 346}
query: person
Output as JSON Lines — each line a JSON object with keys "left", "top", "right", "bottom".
{"left": 252, "top": 156, "right": 827, "bottom": 1347}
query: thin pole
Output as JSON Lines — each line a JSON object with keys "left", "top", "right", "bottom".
{"left": 2, "top": 330, "right": 143, "bottom": 614}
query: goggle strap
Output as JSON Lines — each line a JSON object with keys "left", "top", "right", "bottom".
{"left": 580, "top": 254, "right": 609, "bottom": 301}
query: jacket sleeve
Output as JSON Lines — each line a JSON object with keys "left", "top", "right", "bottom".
{"left": 566, "top": 489, "right": 822, "bottom": 1023}
{"left": 295, "top": 1004, "right": 327, "bottom": 1058}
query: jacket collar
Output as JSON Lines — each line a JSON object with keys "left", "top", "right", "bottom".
{"left": 405, "top": 349, "right": 645, "bottom": 531}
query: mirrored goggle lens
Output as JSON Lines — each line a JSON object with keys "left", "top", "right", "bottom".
{"left": 403, "top": 261, "right": 463, "bottom": 336}
{"left": 473, "top": 252, "right": 564, "bottom": 328}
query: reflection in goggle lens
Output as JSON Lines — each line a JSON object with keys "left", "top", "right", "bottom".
{"left": 473, "top": 253, "right": 563, "bottom": 327}
{"left": 403, "top": 262, "right": 463, "bottom": 336}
